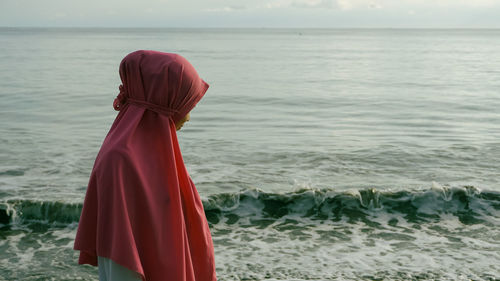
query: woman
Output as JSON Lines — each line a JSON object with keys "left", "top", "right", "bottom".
{"left": 74, "top": 50, "right": 217, "bottom": 281}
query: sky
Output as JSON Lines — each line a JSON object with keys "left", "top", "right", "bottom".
{"left": 1, "top": 0, "right": 500, "bottom": 28}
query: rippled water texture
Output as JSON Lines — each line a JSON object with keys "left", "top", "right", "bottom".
{"left": 0, "top": 28, "right": 499, "bottom": 280}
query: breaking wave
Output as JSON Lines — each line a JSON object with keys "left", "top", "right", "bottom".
{"left": 1, "top": 185, "right": 499, "bottom": 228}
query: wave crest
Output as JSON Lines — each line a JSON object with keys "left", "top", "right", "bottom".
{"left": 1, "top": 185, "right": 499, "bottom": 228}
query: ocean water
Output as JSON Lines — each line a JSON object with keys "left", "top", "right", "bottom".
{"left": 0, "top": 28, "right": 499, "bottom": 280}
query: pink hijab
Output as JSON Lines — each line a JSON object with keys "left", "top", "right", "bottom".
{"left": 74, "top": 50, "right": 217, "bottom": 281}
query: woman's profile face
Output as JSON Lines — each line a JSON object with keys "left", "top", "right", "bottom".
{"left": 175, "top": 112, "right": 190, "bottom": 131}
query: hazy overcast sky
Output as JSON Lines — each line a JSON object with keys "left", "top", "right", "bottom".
{"left": 1, "top": 0, "right": 500, "bottom": 28}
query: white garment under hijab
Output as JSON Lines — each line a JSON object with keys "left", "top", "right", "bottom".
{"left": 98, "top": 256, "right": 143, "bottom": 281}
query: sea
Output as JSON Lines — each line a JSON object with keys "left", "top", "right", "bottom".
{"left": 0, "top": 27, "right": 499, "bottom": 280}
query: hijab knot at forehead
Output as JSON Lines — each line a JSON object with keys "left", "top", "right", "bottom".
{"left": 112, "top": 84, "right": 128, "bottom": 111}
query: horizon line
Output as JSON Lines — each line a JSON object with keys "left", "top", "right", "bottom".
{"left": 1, "top": 26, "right": 500, "bottom": 30}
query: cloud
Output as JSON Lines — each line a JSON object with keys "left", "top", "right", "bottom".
{"left": 369, "top": 2, "right": 382, "bottom": 9}
{"left": 336, "top": 0, "right": 383, "bottom": 10}
{"left": 261, "top": 0, "right": 336, "bottom": 9}
{"left": 51, "top": 12, "right": 67, "bottom": 20}
{"left": 291, "top": 0, "right": 336, "bottom": 8}
{"left": 262, "top": 0, "right": 290, "bottom": 9}
{"left": 434, "top": 0, "right": 497, "bottom": 7}
{"left": 259, "top": 0, "right": 498, "bottom": 11}
{"left": 2, "top": 0, "right": 500, "bottom": 27}
{"left": 352, "top": 0, "right": 498, "bottom": 9}
{"left": 205, "top": 5, "right": 247, "bottom": 12}
{"left": 259, "top": 0, "right": 382, "bottom": 10}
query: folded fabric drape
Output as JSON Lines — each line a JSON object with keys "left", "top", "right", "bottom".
{"left": 74, "top": 50, "right": 217, "bottom": 281}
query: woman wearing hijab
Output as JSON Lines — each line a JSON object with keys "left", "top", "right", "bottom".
{"left": 74, "top": 50, "right": 217, "bottom": 281}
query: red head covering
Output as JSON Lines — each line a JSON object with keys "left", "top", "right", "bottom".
{"left": 74, "top": 50, "right": 216, "bottom": 281}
